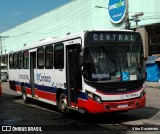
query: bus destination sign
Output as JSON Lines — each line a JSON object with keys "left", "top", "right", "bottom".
{"left": 86, "top": 32, "right": 141, "bottom": 43}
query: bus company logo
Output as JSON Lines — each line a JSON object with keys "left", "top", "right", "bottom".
{"left": 108, "top": 0, "right": 127, "bottom": 24}
{"left": 117, "top": 88, "right": 127, "bottom": 92}
{"left": 37, "top": 73, "right": 51, "bottom": 82}
{"left": 19, "top": 74, "right": 29, "bottom": 80}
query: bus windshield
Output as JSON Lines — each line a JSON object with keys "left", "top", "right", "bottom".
{"left": 83, "top": 45, "right": 144, "bottom": 82}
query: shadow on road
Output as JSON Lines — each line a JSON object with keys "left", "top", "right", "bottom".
{"left": 1, "top": 92, "right": 159, "bottom": 124}
{"left": 0, "top": 92, "right": 159, "bottom": 132}
{"left": 67, "top": 106, "right": 159, "bottom": 124}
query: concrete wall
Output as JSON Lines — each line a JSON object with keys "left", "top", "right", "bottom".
{"left": 1, "top": 0, "right": 160, "bottom": 54}
{"left": 138, "top": 27, "right": 149, "bottom": 57}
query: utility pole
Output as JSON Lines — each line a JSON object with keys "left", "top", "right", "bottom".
{"left": 124, "top": 0, "right": 130, "bottom": 30}
{"left": 131, "top": 12, "right": 144, "bottom": 29}
{"left": 5, "top": 49, "right": 7, "bottom": 65}
{"left": 0, "top": 35, "right": 9, "bottom": 80}
{"left": 125, "top": 17, "right": 131, "bottom": 30}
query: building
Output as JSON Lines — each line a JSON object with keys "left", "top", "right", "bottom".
{"left": 0, "top": 0, "right": 160, "bottom": 62}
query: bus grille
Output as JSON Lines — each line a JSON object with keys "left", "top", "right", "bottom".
{"left": 85, "top": 80, "right": 144, "bottom": 93}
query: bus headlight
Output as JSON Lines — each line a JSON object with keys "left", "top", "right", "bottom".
{"left": 86, "top": 91, "right": 102, "bottom": 104}
{"left": 93, "top": 95, "right": 102, "bottom": 104}
{"left": 140, "top": 88, "right": 146, "bottom": 99}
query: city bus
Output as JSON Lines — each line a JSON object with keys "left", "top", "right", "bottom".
{"left": 1, "top": 63, "right": 8, "bottom": 82}
{"left": 0, "top": 63, "right": 6, "bottom": 96}
{"left": 8, "top": 30, "right": 146, "bottom": 113}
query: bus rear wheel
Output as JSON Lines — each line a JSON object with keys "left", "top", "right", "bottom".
{"left": 58, "top": 93, "right": 69, "bottom": 113}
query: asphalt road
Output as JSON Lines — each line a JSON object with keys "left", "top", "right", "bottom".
{"left": 0, "top": 82, "right": 160, "bottom": 134}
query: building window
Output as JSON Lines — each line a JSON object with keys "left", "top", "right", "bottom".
{"left": 37, "top": 47, "right": 44, "bottom": 69}
{"left": 9, "top": 53, "right": 13, "bottom": 69}
{"left": 23, "top": 50, "right": 29, "bottom": 69}
{"left": 54, "top": 43, "right": 64, "bottom": 69}
{"left": 45, "top": 45, "right": 53, "bottom": 69}
{"left": 13, "top": 53, "right": 18, "bottom": 69}
{"left": 18, "top": 51, "right": 23, "bottom": 69}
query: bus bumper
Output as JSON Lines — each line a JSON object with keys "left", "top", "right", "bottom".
{"left": 82, "top": 94, "right": 146, "bottom": 113}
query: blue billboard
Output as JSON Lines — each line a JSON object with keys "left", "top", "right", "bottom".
{"left": 108, "top": 0, "right": 127, "bottom": 24}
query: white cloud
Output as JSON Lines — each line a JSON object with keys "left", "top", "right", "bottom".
{"left": 12, "top": 11, "right": 22, "bottom": 15}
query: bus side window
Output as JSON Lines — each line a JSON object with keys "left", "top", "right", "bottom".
{"left": 23, "top": 50, "right": 29, "bottom": 69}
{"left": 45, "top": 45, "right": 53, "bottom": 69}
{"left": 54, "top": 43, "right": 64, "bottom": 69}
{"left": 18, "top": 51, "right": 23, "bottom": 69}
{"left": 9, "top": 53, "right": 13, "bottom": 69}
{"left": 37, "top": 47, "right": 44, "bottom": 69}
{"left": 13, "top": 53, "right": 18, "bottom": 69}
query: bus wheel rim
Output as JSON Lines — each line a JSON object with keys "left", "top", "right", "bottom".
{"left": 23, "top": 92, "right": 26, "bottom": 101}
{"left": 61, "top": 98, "right": 67, "bottom": 112}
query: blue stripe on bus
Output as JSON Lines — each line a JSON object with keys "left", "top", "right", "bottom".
{"left": 11, "top": 81, "right": 87, "bottom": 100}
{"left": 78, "top": 93, "right": 88, "bottom": 100}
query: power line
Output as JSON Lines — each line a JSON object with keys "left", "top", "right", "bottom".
{"left": 8, "top": 0, "right": 90, "bottom": 37}
{"left": 9, "top": 0, "right": 106, "bottom": 38}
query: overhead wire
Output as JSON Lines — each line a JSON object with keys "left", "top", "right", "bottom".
{"left": 8, "top": 0, "right": 160, "bottom": 38}
{"left": 26, "top": 0, "right": 107, "bottom": 36}
{"left": 28, "top": 0, "right": 90, "bottom": 32}
{"left": 9, "top": 0, "right": 107, "bottom": 38}
{"left": 9, "top": 0, "right": 91, "bottom": 37}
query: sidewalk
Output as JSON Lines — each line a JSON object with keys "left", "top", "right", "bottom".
{"left": 145, "top": 81, "right": 160, "bottom": 88}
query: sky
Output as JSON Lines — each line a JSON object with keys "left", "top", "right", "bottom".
{"left": 0, "top": 0, "right": 71, "bottom": 33}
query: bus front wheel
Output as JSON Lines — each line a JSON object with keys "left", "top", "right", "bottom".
{"left": 58, "top": 93, "right": 69, "bottom": 113}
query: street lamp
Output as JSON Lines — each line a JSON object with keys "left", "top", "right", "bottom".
{"left": 95, "top": 6, "right": 108, "bottom": 9}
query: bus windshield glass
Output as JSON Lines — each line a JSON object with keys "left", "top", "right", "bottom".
{"left": 83, "top": 45, "right": 144, "bottom": 82}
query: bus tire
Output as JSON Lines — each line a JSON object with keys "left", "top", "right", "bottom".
{"left": 58, "top": 93, "right": 69, "bottom": 114}
{"left": 22, "top": 86, "right": 28, "bottom": 103}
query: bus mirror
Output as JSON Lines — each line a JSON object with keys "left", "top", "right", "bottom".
{"left": 81, "top": 66, "right": 83, "bottom": 72}
{"left": 80, "top": 51, "right": 83, "bottom": 56}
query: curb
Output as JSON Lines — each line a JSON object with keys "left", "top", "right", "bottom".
{"left": 145, "top": 82, "right": 160, "bottom": 88}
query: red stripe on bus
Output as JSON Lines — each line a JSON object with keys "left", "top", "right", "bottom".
{"left": 16, "top": 85, "right": 21, "bottom": 92}
{"left": 15, "top": 85, "right": 32, "bottom": 95}
{"left": 35, "top": 89, "right": 56, "bottom": 102}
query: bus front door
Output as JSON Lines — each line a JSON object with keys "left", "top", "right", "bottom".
{"left": 66, "top": 44, "right": 81, "bottom": 109}
{"left": 30, "top": 52, "right": 36, "bottom": 98}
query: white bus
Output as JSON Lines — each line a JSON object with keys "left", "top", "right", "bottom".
{"left": 1, "top": 63, "right": 8, "bottom": 75}
{"left": 8, "top": 30, "right": 146, "bottom": 113}
{"left": 1, "top": 63, "right": 8, "bottom": 82}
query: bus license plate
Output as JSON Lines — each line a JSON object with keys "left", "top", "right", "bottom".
{"left": 118, "top": 104, "right": 128, "bottom": 108}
